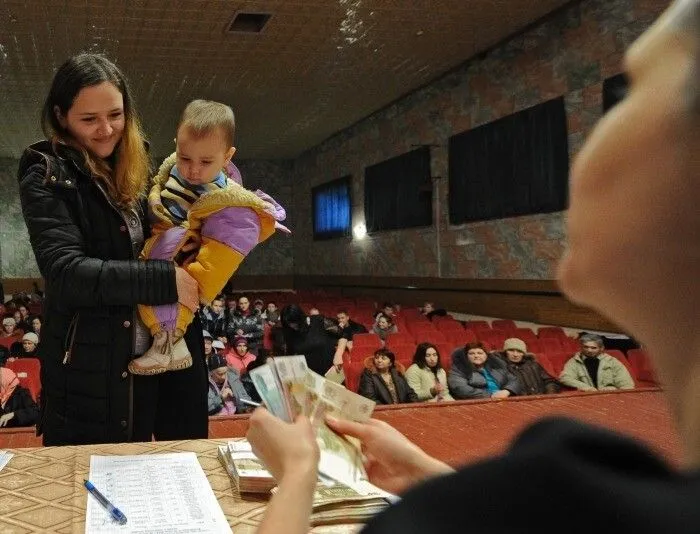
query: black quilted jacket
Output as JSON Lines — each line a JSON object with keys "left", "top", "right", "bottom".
{"left": 18, "top": 141, "right": 179, "bottom": 444}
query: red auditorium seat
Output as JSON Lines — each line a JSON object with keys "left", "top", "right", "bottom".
{"left": 508, "top": 328, "right": 538, "bottom": 343}
{"left": 527, "top": 339, "right": 544, "bottom": 354}
{"left": 344, "top": 360, "right": 366, "bottom": 393}
{"left": 478, "top": 331, "right": 507, "bottom": 352}
{"left": 537, "top": 326, "right": 567, "bottom": 339}
{"left": 465, "top": 320, "right": 491, "bottom": 331}
{"left": 352, "top": 333, "right": 383, "bottom": 353}
{"left": 417, "top": 331, "right": 447, "bottom": 345}
{"left": 445, "top": 329, "right": 477, "bottom": 347}
{"left": 533, "top": 354, "right": 557, "bottom": 379}
{"left": 435, "top": 320, "right": 464, "bottom": 334}
{"left": 546, "top": 351, "right": 573, "bottom": 376}
{"left": 386, "top": 332, "right": 415, "bottom": 346}
{"left": 627, "top": 349, "right": 659, "bottom": 386}
{"left": 560, "top": 337, "right": 581, "bottom": 353}
{"left": 492, "top": 319, "right": 517, "bottom": 330}
{"left": 436, "top": 344, "right": 456, "bottom": 371}
{"left": 0, "top": 337, "right": 17, "bottom": 350}
{"left": 540, "top": 337, "right": 563, "bottom": 353}
{"left": 6, "top": 358, "right": 41, "bottom": 402}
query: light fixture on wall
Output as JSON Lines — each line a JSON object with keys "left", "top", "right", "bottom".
{"left": 353, "top": 223, "right": 367, "bottom": 240}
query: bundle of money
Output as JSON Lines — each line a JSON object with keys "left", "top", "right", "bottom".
{"left": 217, "top": 440, "right": 276, "bottom": 494}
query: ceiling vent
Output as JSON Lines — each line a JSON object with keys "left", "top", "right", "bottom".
{"left": 227, "top": 12, "right": 272, "bottom": 34}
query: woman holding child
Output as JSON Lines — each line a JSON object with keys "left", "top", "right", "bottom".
{"left": 18, "top": 53, "right": 208, "bottom": 445}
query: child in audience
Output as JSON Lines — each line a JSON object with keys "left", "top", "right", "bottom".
{"left": 372, "top": 314, "right": 398, "bottom": 343}
{"left": 359, "top": 348, "right": 418, "bottom": 405}
{"left": 0, "top": 368, "right": 39, "bottom": 428}
{"left": 207, "top": 354, "right": 252, "bottom": 415}
{"left": 130, "top": 99, "right": 289, "bottom": 376}
{"left": 405, "top": 343, "right": 454, "bottom": 402}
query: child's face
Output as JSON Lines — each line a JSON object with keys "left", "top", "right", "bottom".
{"left": 176, "top": 126, "right": 235, "bottom": 185}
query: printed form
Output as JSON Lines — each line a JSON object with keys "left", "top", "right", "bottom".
{"left": 85, "top": 452, "right": 231, "bottom": 534}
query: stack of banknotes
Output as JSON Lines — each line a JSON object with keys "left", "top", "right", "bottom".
{"left": 218, "top": 355, "right": 397, "bottom": 525}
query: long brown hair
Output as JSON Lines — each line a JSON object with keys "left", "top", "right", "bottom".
{"left": 41, "top": 53, "right": 149, "bottom": 208}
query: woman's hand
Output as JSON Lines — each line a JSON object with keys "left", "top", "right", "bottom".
{"left": 325, "top": 415, "right": 454, "bottom": 495}
{"left": 491, "top": 390, "right": 511, "bottom": 399}
{"left": 0, "top": 412, "right": 15, "bottom": 427}
{"left": 247, "top": 408, "right": 319, "bottom": 485}
{"left": 175, "top": 267, "right": 199, "bottom": 312}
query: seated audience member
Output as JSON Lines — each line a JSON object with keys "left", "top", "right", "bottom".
{"left": 227, "top": 296, "right": 264, "bottom": 355}
{"left": 448, "top": 342, "right": 522, "bottom": 399}
{"left": 1, "top": 317, "right": 21, "bottom": 339}
{"left": 373, "top": 314, "right": 398, "bottom": 343}
{"left": 405, "top": 343, "right": 454, "bottom": 402}
{"left": 11, "top": 310, "right": 23, "bottom": 330}
{"left": 224, "top": 295, "right": 238, "bottom": 322}
{"left": 15, "top": 305, "right": 31, "bottom": 333}
{"left": 253, "top": 299, "right": 265, "bottom": 315}
{"left": 336, "top": 310, "right": 368, "bottom": 347}
{"left": 207, "top": 354, "right": 252, "bottom": 415}
{"left": 308, "top": 307, "right": 320, "bottom": 316}
{"left": 281, "top": 304, "right": 343, "bottom": 375}
{"left": 262, "top": 302, "right": 280, "bottom": 326}
{"left": 212, "top": 340, "right": 226, "bottom": 355}
{"left": 9, "top": 332, "right": 40, "bottom": 359}
{"left": 497, "top": 338, "right": 560, "bottom": 395}
{"left": 374, "top": 302, "right": 397, "bottom": 323}
{"left": 199, "top": 296, "right": 227, "bottom": 342}
{"left": 420, "top": 302, "right": 447, "bottom": 320}
{"left": 225, "top": 336, "right": 257, "bottom": 373}
{"left": 559, "top": 334, "right": 635, "bottom": 391}
{"left": 0, "top": 368, "right": 39, "bottom": 428}
{"left": 29, "top": 315, "right": 42, "bottom": 339}
{"left": 359, "top": 348, "right": 418, "bottom": 405}
{"left": 203, "top": 331, "right": 214, "bottom": 359}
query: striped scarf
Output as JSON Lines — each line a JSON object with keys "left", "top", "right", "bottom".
{"left": 160, "top": 165, "right": 227, "bottom": 224}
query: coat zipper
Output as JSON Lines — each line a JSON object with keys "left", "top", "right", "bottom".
{"left": 63, "top": 313, "right": 80, "bottom": 364}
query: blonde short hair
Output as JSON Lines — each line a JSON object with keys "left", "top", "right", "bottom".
{"left": 178, "top": 99, "right": 235, "bottom": 146}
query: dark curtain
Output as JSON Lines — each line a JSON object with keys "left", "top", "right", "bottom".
{"left": 448, "top": 96, "right": 569, "bottom": 225}
{"left": 603, "top": 73, "right": 628, "bottom": 113}
{"left": 312, "top": 176, "right": 351, "bottom": 239}
{"left": 364, "top": 147, "right": 432, "bottom": 232}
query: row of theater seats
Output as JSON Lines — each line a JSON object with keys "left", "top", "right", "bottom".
{"left": 342, "top": 348, "right": 657, "bottom": 394}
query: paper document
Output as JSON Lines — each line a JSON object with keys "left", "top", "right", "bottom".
{"left": 85, "top": 452, "right": 231, "bottom": 534}
{"left": 0, "top": 451, "right": 13, "bottom": 472}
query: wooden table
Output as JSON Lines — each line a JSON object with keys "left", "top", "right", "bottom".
{"left": 0, "top": 439, "right": 361, "bottom": 533}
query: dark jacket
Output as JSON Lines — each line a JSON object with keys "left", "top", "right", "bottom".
{"left": 358, "top": 357, "right": 418, "bottom": 405}
{"left": 281, "top": 306, "right": 337, "bottom": 376}
{"left": 1, "top": 385, "right": 39, "bottom": 427}
{"left": 199, "top": 307, "right": 226, "bottom": 339}
{"left": 226, "top": 309, "right": 264, "bottom": 348}
{"left": 496, "top": 351, "right": 560, "bottom": 395}
{"left": 18, "top": 141, "right": 190, "bottom": 444}
{"left": 447, "top": 348, "right": 523, "bottom": 399}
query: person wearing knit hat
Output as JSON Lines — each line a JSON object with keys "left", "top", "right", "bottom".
{"left": 21, "top": 333, "right": 39, "bottom": 353}
{"left": 497, "top": 338, "right": 559, "bottom": 395}
{"left": 207, "top": 353, "right": 253, "bottom": 416}
{"left": 225, "top": 336, "right": 256, "bottom": 374}
{"left": 1, "top": 317, "right": 19, "bottom": 339}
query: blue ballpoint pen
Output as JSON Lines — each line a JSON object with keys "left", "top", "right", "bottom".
{"left": 84, "top": 479, "right": 128, "bottom": 525}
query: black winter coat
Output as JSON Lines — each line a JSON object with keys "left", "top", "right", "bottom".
{"left": 1, "top": 386, "right": 39, "bottom": 427}
{"left": 18, "top": 141, "right": 204, "bottom": 444}
{"left": 358, "top": 361, "right": 418, "bottom": 405}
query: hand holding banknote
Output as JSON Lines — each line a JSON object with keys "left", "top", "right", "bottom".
{"left": 247, "top": 408, "right": 319, "bottom": 485}
{"left": 325, "top": 416, "right": 455, "bottom": 495}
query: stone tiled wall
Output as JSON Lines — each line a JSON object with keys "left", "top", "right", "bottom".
{"left": 0, "top": 158, "right": 40, "bottom": 278}
{"left": 0, "top": 157, "right": 294, "bottom": 278}
{"left": 292, "top": 0, "right": 666, "bottom": 279}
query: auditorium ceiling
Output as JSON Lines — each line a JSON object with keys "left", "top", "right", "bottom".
{"left": 0, "top": 0, "right": 570, "bottom": 159}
